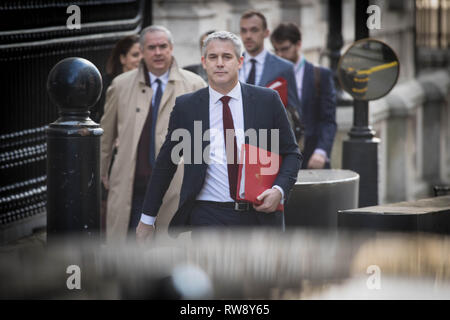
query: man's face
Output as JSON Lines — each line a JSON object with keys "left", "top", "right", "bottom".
{"left": 141, "top": 31, "right": 173, "bottom": 76}
{"left": 201, "top": 40, "right": 243, "bottom": 90}
{"left": 271, "top": 40, "right": 301, "bottom": 64}
{"left": 240, "top": 16, "right": 269, "bottom": 56}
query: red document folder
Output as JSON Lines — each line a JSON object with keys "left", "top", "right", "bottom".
{"left": 266, "top": 77, "right": 288, "bottom": 107}
{"left": 236, "top": 144, "right": 284, "bottom": 211}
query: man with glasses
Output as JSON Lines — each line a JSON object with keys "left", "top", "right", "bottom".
{"left": 239, "top": 11, "right": 302, "bottom": 140}
{"left": 101, "top": 25, "right": 206, "bottom": 242}
{"left": 271, "top": 23, "right": 337, "bottom": 169}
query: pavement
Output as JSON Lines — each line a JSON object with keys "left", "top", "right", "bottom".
{"left": 0, "top": 227, "right": 46, "bottom": 251}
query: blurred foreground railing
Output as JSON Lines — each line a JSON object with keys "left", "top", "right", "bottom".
{"left": 1, "top": 229, "right": 450, "bottom": 299}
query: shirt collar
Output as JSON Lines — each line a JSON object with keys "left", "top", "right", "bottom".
{"left": 209, "top": 81, "right": 242, "bottom": 105}
{"left": 244, "top": 49, "right": 267, "bottom": 65}
{"left": 149, "top": 70, "right": 170, "bottom": 85}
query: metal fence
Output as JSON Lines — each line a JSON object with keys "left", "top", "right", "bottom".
{"left": 0, "top": 0, "right": 149, "bottom": 241}
{"left": 416, "top": 0, "right": 450, "bottom": 71}
{"left": 416, "top": 0, "right": 449, "bottom": 49}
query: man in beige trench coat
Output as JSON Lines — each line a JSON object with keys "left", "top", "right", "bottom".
{"left": 100, "top": 25, "right": 206, "bottom": 242}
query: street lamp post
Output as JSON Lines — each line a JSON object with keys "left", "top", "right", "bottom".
{"left": 326, "top": 0, "right": 353, "bottom": 107}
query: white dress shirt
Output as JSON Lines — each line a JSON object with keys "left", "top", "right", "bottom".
{"left": 149, "top": 70, "right": 169, "bottom": 103}
{"left": 196, "top": 82, "right": 245, "bottom": 202}
{"left": 239, "top": 49, "right": 267, "bottom": 86}
{"left": 140, "top": 81, "right": 284, "bottom": 226}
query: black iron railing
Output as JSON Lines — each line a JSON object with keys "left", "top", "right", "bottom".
{"left": 416, "top": 0, "right": 450, "bottom": 71}
{"left": 0, "top": 0, "right": 149, "bottom": 231}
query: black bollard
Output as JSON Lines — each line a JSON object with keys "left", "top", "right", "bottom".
{"left": 46, "top": 57, "right": 103, "bottom": 242}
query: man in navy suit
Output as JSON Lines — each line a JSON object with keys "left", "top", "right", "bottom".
{"left": 136, "top": 31, "right": 301, "bottom": 241}
{"left": 239, "top": 11, "right": 302, "bottom": 139}
{"left": 271, "top": 23, "right": 337, "bottom": 169}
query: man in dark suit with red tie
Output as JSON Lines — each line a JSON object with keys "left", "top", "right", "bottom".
{"left": 136, "top": 31, "right": 301, "bottom": 241}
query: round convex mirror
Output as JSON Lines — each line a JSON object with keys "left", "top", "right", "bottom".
{"left": 338, "top": 38, "right": 400, "bottom": 101}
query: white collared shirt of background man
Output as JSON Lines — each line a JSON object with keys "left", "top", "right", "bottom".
{"left": 238, "top": 49, "right": 267, "bottom": 85}
{"left": 149, "top": 69, "right": 169, "bottom": 103}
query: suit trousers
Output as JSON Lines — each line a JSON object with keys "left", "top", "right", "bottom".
{"left": 189, "top": 201, "right": 284, "bottom": 234}
{"left": 129, "top": 186, "right": 146, "bottom": 233}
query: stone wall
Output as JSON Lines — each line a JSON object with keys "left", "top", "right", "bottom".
{"left": 152, "top": 0, "right": 449, "bottom": 204}
{"left": 152, "top": 0, "right": 415, "bottom": 78}
{"left": 334, "top": 70, "right": 450, "bottom": 204}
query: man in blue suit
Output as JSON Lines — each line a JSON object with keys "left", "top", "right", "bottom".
{"left": 239, "top": 11, "right": 302, "bottom": 140}
{"left": 136, "top": 31, "right": 301, "bottom": 241}
{"left": 271, "top": 23, "right": 337, "bottom": 169}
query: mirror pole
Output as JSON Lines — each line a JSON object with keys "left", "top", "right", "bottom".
{"left": 342, "top": 0, "right": 380, "bottom": 208}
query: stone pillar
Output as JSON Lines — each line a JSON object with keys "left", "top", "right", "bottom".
{"left": 279, "top": 0, "right": 303, "bottom": 25}
{"left": 152, "top": 0, "right": 219, "bottom": 67}
{"left": 384, "top": 80, "right": 425, "bottom": 202}
{"left": 419, "top": 71, "right": 450, "bottom": 185}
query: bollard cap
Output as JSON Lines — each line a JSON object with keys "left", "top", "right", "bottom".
{"left": 47, "top": 57, "right": 102, "bottom": 115}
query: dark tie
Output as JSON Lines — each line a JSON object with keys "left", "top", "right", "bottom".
{"left": 220, "top": 96, "right": 238, "bottom": 200}
{"left": 246, "top": 58, "right": 257, "bottom": 85}
{"left": 149, "top": 78, "right": 162, "bottom": 167}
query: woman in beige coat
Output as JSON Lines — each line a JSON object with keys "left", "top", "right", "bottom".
{"left": 100, "top": 26, "right": 206, "bottom": 242}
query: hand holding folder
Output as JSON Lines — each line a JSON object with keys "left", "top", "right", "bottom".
{"left": 236, "top": 144, "right": 284, "bottom": 212}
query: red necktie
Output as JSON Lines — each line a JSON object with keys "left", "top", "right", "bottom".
{"left": 220, "top": 96, "right": 238, "bottom": 200}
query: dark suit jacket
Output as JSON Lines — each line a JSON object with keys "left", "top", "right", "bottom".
{"left": 141, "top": 82, "right": 302, "bottom": 237}
{"left": 300, "top": 61, "right": 337, "bottom": 168}
{"left": 257, "top": 51, "right": 301, "bottom": 116}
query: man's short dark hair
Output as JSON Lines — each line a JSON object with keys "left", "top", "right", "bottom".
{"left": 199, "top": 30, "right": 216, "bottom": 50}
{"left": 240, "top": 10, "right": 268, "bottom": 30}
{"left": 271, "top": 23, "right": 302, "bottom": 44}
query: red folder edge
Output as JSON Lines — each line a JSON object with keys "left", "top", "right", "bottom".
{"left": 236, "top": 144, "right": 284, "bottom": 212}
{"left": 266, "top": 77, "right": 288, "bottom": 107}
